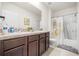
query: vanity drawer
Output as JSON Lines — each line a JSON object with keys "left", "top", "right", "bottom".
{"left": 40, "top": 33, "right": 45, "bottom": 38}
{"left": 3, "top": 37, "right": 25, "bottom": 51}
{"left": 46, "top": 32, "right": 49, "bottom": 37}
{"left": 28, "top": 35, "right": 39, "bottom": 42}
{"left": 4, "top": 45, "right": 25, "bottom": 56}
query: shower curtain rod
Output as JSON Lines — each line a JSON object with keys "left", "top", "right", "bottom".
{"left": 51, "top": 12, "right": 78, "bottom": 19}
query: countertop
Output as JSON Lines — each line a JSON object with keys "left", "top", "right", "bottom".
{"left": 0, "top": 31, "right": 49, "bottom": 40}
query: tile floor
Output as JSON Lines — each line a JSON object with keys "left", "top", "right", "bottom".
{"left": 42, "top": 47, "right": 78, "bottom": 56}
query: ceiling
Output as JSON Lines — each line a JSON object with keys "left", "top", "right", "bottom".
{"left": 43, "top": 2, "right": 76, "bottom": 12}
{"left": 12, "top": 2, "right": 76, "bottom": 15}
{"left": 12, "top": 2, "right": 41, "bottom": 15}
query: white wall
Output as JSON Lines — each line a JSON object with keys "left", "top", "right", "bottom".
{"left": 52, "top": 7, "right": 77, "bottom": 17}
{"left": 40, "top": 4, "right": 49, "bottom": 31}
{"left": 77, "top": 3, "right": 79, "bottom": 52}
{"left": 0, "top": 3, "right": 2, "bottom": 15}
{"left": 1, "top": 2, "right": 41, "bottom": 31}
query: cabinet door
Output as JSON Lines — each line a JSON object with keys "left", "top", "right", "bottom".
{"left": 28, "top": 41, "right": 38, "bottom": 56}
{"left": 46, "top": 37, "right": 49, "bottom": 50}
{"left": 24, "top": 37, "right": 27, "bottom": 56}
{"left": 39, "top": 38, "right": 45, "bottom": 55}
{"left": 4, "top": 45, "right": 25, "bottom": 56}
{"left": 0, "top": 41, "right": 3, "bottom": 56}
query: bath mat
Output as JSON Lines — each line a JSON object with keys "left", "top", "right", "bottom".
{"left": 57, "top": 44, "right": 78, "bottom": 54}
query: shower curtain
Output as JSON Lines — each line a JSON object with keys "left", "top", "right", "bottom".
{"left": 62, "top": 14, "right": 78, "bottom": 49}
{"left": 51, "top": 17, "right": 63, "bottom": 44}
{"left": 63, "top": 14, "right": 77, "bottom": 40}
{"left": 51, "top": 13, "right": 77, "bottom": 45}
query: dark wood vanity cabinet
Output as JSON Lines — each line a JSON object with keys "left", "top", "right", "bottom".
{"left": 3, "top": 37, "right": 25, "bottom": 51}
{"left": 0, "top": 41, "right": 3, "bottom": 56}
{"left": 39, "top": 38, "right": 45, "bottom": 55}
{"left": 28, "top": 32, "right": 50, "bottom": 56}
{"left": 45, "top": 37, "right": 49, "bottom": 50}
{"left": 28, "top": 35, "right": 39, "bottom": 56}
{"left": 0, "top": 32, "right": 50, "bottom": 56}
{"left": 3, "top": 37, "right": 26, "bottom": 56}
{"left": 28, "top": 41, "right": 38, "bottom": 56}
{"left": 0, "top": 41, "right": 2, "bottom": 55}
{"left": 45, "top": 32, "right": 50, "bottom": 50}
{"left": 39, "top": 32, "right": 49, "bottom": 55}
{"left": 4, "top": 45, "right": 25, "bottom": 56}
{"left": 39, "top": 33, "right": 46, "bottom": 55}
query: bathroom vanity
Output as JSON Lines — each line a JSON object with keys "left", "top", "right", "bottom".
{"left": 0, "top": 31, "right": 49, "bottom": 56}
